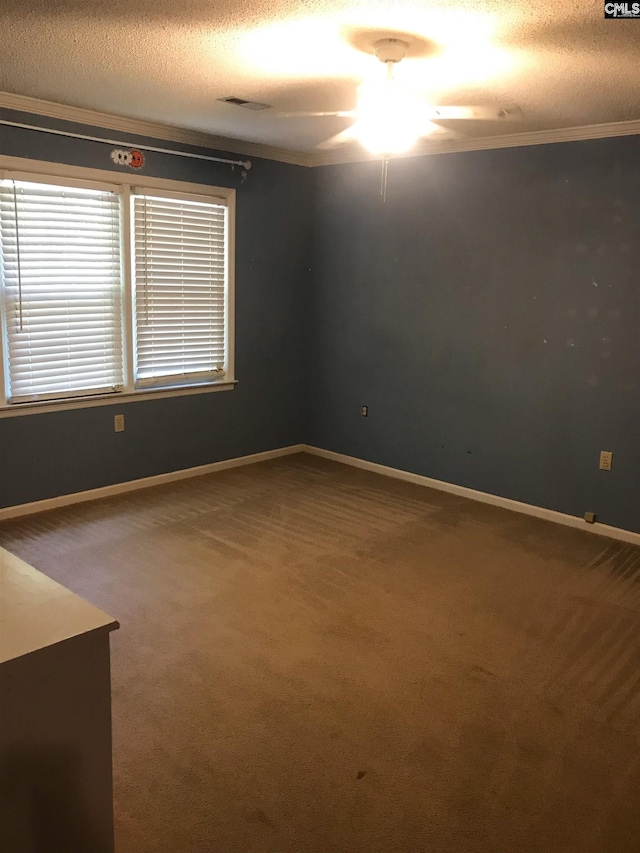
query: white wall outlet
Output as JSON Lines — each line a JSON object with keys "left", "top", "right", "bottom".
{"left": 599, "top": 450, "right": 612, "bottom": 471}
{"left": 361, "top": 405, "right": 368, "bottom": 418}
{"left": 114, "top": 414, "right": 125, "bottom": 433}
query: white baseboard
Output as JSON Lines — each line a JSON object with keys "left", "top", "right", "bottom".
{"left": 0, "top": 444, "right": 305, "bottom": 521}
{"left": 302, "top": 445, "right": 640, "bottom": 547}
{"left": 4, "top": 442, "right": 639, "bottom": 548}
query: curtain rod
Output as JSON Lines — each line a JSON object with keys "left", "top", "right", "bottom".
{"left": 0, "top": 118, "right": 252, "bottom": 171}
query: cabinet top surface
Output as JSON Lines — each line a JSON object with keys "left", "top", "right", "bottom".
{"left": 0, "top": 546, "right": 118, "bottom": 664}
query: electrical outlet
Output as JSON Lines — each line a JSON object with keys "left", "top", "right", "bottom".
{"left": 599, "top": 450, "right": 612, "bottom": 471}
{"left": 361, "top": 405, "right": 368, "bottom": 418}
{"left": 114, "top": 414, "right": 125, "bottom": 433}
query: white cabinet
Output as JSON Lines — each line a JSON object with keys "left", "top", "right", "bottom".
{"left": 0, "top": 547, "right": 119, "bottom": 853}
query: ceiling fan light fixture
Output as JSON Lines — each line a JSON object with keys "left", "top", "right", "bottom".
{"left": 354, "top": 79, "right": 423, "bottom": 154}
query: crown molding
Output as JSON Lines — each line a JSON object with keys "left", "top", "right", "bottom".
{"left": 0, "top": 91, "right": 316, "bottom": 167}
{"left": 309, "top": 116, "right": 640, "bottom": 166}
{"left": 2, "top": 91, "right": 640, "bottom": 169}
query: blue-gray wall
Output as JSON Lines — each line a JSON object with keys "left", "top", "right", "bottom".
{"left": 309, "top": 137, "right": 640, "bottom": 532}
{"left": 3, "top": 109, "right": 640, "bottom": 535}
{"left": 0, "top": 110, "right": 312, "bottom": 508}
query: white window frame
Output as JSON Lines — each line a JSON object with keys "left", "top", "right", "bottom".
{"left": 0, "top": 155, "right": 235, "bottom": 418}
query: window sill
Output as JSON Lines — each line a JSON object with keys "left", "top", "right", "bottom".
{"left": 0, "top": 379, "right": 237, "bottom": 419}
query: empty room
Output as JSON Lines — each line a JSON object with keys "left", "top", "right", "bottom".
{"left": 1, "top": 1, "right": 640, "bottom": 851}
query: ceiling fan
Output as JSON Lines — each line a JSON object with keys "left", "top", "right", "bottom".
{"left": 279, "top": 37, "right": 521, "bottom": 155}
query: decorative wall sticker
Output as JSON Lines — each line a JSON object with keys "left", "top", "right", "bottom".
{"left": 110, "top": 148, "right": 145, "bottom": 169}
{"left": 110, "top": 148, "right": 130, "bottom": 165}
{"left": 129, "top": 150, "right": 145, "bottom": 169}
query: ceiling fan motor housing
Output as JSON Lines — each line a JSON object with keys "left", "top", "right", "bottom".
{"left": 373, "top": 38, "right": 409, "bottom": 64}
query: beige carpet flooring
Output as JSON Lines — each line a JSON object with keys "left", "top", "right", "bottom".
{"left": 2, "top": 453, "right": 640, "bottom": 853}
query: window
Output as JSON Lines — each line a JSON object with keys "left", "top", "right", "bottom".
{"left": 0, "top": 165, "right": 234, "bottom": 412}
{"left": 0, "top": 179, "right": 124, "bottom": 403}
{"left": 133, "top": 191, "right": 227, "bottom": 388}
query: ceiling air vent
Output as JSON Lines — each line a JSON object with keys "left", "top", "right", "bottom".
{"left": 218, "top": 97, "right": 271, "bottom": 111}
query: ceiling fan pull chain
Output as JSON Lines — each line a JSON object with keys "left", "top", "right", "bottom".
{"left": 380, "top": 158, "right": 389, "bottom": 203}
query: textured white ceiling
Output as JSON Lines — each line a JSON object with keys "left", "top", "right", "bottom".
{"left": 1, "top": 0, "right": 639, "bottom": 156}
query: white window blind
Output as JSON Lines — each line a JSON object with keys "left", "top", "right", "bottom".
{"left": 133, "top": 192, "right": 227, "bottom": 387}
{"left": 0, "top": 179, "right": 123, "bottom": 403}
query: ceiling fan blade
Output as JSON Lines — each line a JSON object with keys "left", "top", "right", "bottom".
{"left": 317, "top": 121, "right": 465, "bottom": 152}
{"left": 420, "top": 121, "right": 465, "bottom": 139}
{"left": 277, "top": 110, "right": 356, "bottom": 118}
{"left": 317, "top": 126, "right": 359, "bottom": 150}
{"left": 424, "top": 105, "right": 521, "bottom": 121}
